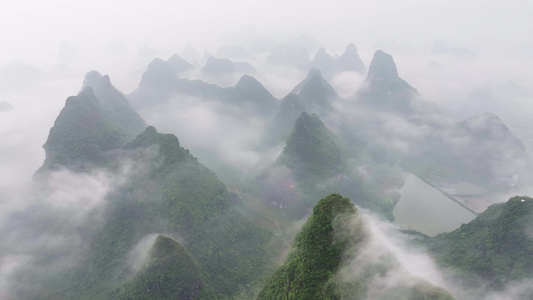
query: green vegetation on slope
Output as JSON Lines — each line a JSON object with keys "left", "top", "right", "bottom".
{"left": 44, "top": 126, "right": 271, "bottom": 299}
{"left": 256, "top": 112, "right": 396, "bottom": 219}
{"left": 83, "top": 71, "right": 146, "bottom": 140}
{"left": 264, "top": 93, "right": 306, "bottom": 146}
{"left": 292, "top": 68, "right": 336, "bottom": 113}
{"left": 38, "top": 73, "right": 146, "bottom": 173}
{"left": 118, "top": 235, "right": 215, "bottom": 300}
{"left": 257, "top": 193, "right": 454, "bottom": 299}
{"left": 257, "top": 194, "right": 359, "bottom": 299}
{"left": 223, "top": 75, "right": 278, "bottom": 116}
{"left": 424, "top": 196, "right": 533, "bottom": 289}
{"left": 39, "top": 87, "right": 126, "bottom": 171}
{"left": 278, "top": 112, "right": 344, "bottom": 179}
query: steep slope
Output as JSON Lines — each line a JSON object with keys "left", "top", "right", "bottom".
{"left": 357, "top": 50, "right": 430, "bottom": 115}
{"left": 128, "top": 58, "right": 180, "bottom": 109}
{"left": 424, "top": 196, "right": 533, "bottom": 289}
{"left": 82, "top": 71, "right": 146, "bottom": 139}
{"left": 454, "top": 113, "right": 527, "bottom": 184}
{"left": 182, "top": 44, "right": 201, "bottom": 66}
{"left": 258, "top": 194, "right": 358, "bottom": 299}
{"left": 254, "top": 112, "right": 345, "bottom": 217}
{"left": 336, "top": 43, "right": 366, "bottom": 74}
{"left": 167, "top": 53, "right": 194, "bottom": 74}
{"left": 67, "top": 126, "right": 271, "bottom": 298}
{"left": 38, "top": 87, "right": 127, "bottom": 171}
{"left": 258, "top": 194, "right": 454, "bottom": 300}
{"left": 265, "top": 93, "right": 306, "bottom": 145}
{"left": 201, "top": 55, "right": 235, "bottom": 75}
{"left": 292, "top": 68, "right": 337, "bottom": 114}
{"left": 348, "top": 50, "right": 527, "bottom": 188}
{"left": 128, "top": 58, "right": 223, "bottom": 109}
{"left": 256, "top": 112, "right": 396, "bottom": 219}
{"left": 461, "top": 113, "right": 525, "bottom": 155}
{"left": 29, "top": 90, "right": 272, "bottom": 300}
{"left": 222, "top": 75, "right": 278, "bottom": 116}
{"left": 38, "top": 72, "right": 146, "bottom": 172}
{"left": 278, "top": 112, "right": 344, "bottom": 179}
{"left": 308, "top": 44, "right": 366, "bottom": 76}
{"left": 118, "top": 235, "right": 215, "bottom": 300}
{"left": 309, "top": 47, "right": 337, "bottom": 76}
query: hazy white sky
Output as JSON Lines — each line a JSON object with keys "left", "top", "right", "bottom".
{"left": 1, "top": 0, "right": 532, "bottom": 65}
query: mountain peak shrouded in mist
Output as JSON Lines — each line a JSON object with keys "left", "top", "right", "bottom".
{"left": 463, "top": 113, "right": 517, "bottom": 138}
{"left": 202, "top": 55, "right": 235, "bottom": 75}
{"left": 0, "top": 61, "right": 48, "bottom": 91}
{"left": 39, "top": 87, "right": 126, "bottom": 171}
{"left": 34, "top": 120, "right": 272, "bottom": 298}
{"left": 310, "top": 47, "right": 337, "bottom": 74}
{"left": 166, "top": 53, "right": 194, "bottom": 74}
{"left": 357, "top": 50, "right": 426, "bottom": 115}
{"left": 128, "top": 58, "right": 181, "bottom": 109}
{"left": 278, "top": 93, "right": 306, "bottom": 118}
{"left": 367, "top": 50, "right": 399, "bottom": 80}
{"left": 234, "top": 74, "right": 263, "bottom": 90}
{"left": 223, "top": 74, "right": 277, "bottom": 115}
{"left": 258, "top": 194, "right": 358, "bottom": 299}
{"left": 337, "top": 43, "right": 366, "bottom": 73}
{"left": 128, "top": 125, "right": 169, "bottom": 148}
{"left": 462, "top": 113, "right": 526, "bottom": 153}
{"left": 425, "top": 196, "right": 533, "bottom": 290}
{"left": 258, "top": 193, "right": 454, "bottom": 299}
{"left": 37, "top": 71, "right": 146, "bottom": 172}
{"left": 82, "top": 70, "right": 105, "bottom": 89}
{"left": 280, "top": 92, "right": 305, "bottom": 111}
{"left": 255, "top": 112, "right": 346, "bottom": 217}
{"left": 202, "top": 55, "right": 255, "bottom": 75}
{"left": 305, "top": 67, "right": 324, "bottom": 80}
{"left": 82, "top": 71, "right": 121, "bottom": 102}
{"left": 292, "top": 68, "right": 337, "bottom": 113}
{"left": 258, "top": 108, "right": 398, "bottom": 219}
{"left": 0, "top": 101, "right": 13, "bottom": 111}
{"left": 181, "top": 44, "right": 201, "bottom": 66}
{"left": 81, "top": 71, "right": 146, "bottom": 138}
{"left": 279, "top": 112, "right": 343, "bottom": 178}
{"left": 141, "top": 58, "right": 180, "bottom": 87}
{"left": 459, "top": 113, "right": 526, "bottom": 170}
{"left": 263, "top": 92, "right": 306, "bottom": 146}
{"left": 309, "top": 44, "right": 366, "bottom": 76}
{"left": 119, "top": 235, "right": 215, "bottom": 300}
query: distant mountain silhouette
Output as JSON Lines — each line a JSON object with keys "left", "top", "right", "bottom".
{"left": 309, "top": 44, "right": 366, "bottom": 77}
{"left": 292, "top": 68, "right": 337, "bottom": 114}
{"left": 166, "top": 53, "right": 193, "bottom": 74}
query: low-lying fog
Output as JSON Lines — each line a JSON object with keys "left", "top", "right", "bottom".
{"left": 1, "top": 1, "right": 532, "bottom": 298}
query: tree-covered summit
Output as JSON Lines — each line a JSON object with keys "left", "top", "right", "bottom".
{"left": 278, "top": 111, "right": 344, "bottom": 179}
{"left": 39, "top": 87, "right": 127, "bottom": 171}
{"left": 257, "top": 194, "right": 359, "bottom": 300}
{"left": 292, "top": 68, "right": 337, "bottom": 113}
{"left": 258, "top": 194, "right": 454, "bottom": 299}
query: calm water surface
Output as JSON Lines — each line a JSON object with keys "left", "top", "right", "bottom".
{"left": 393, "top": 173, "right": 476, "bottom": 236}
